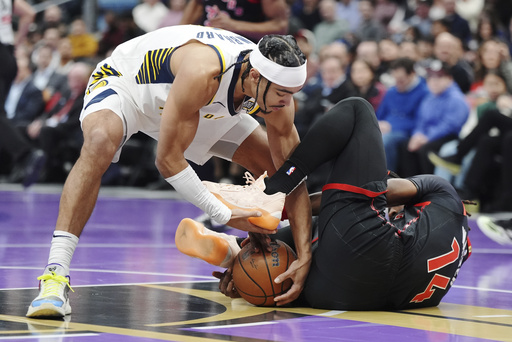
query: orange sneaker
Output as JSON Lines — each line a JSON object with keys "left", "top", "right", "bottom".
{"left": 202, "top": 172, "right": 285, "bottom": 230}
{"left": 175, "top": 218, "right": 240, "bottom": 267}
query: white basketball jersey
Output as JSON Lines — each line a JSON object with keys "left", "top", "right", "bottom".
{"left": 89, "top": 25, "right": 260, "bottom": 164}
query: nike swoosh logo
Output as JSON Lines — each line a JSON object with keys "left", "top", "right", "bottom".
{"left": 212, "top": 101, "right": 226, "bottom": 108}
{"left": 53, "top": 234, "right": 72, "bottom": 238}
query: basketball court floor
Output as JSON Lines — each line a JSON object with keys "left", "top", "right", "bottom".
{"left": 1, "top": 183, "right": 512, "bottom": 341}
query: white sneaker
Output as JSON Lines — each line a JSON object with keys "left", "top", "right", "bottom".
{"left": 175, "top": 218, "right": 240, "bottom": 267}
{"left": 26, "top": 264, "right": 74, "bottom": 318}
{"left": 203, "top": 171, "right": 285, "bottom": 230}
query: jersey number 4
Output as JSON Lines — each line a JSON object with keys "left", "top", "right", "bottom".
{"left": 410, "top": 237, "right": 460, "bottom": 303}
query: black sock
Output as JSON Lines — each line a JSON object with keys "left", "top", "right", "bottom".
{"left": 264, "top": 160, "right": 308, "bottom": 195}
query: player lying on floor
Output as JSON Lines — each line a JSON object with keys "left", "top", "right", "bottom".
{"left": 176, "top": 97, "right": 472, "bottom": 310}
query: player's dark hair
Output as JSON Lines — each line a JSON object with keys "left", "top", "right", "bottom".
{"left": 215, "top": 35, "right": 306, "bottom": 112}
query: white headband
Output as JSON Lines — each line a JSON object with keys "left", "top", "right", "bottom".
{"left": 249, "top": 43, "right": 307, "bottom": 88}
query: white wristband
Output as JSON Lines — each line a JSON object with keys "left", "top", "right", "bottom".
{"left": 165, "top": 165, "right": 232, "bottom": 224}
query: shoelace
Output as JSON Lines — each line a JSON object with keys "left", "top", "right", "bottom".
{"left": 242, "top": 171, "right": 256, "bottom": 186}
{"left": 38, "top": 272, "right": 75, "bottom": 297}
{"left": 217, "top": 172, "right": 266, "bottom": 191}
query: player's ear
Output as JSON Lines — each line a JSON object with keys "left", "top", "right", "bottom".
{"left": 249, "top": 68, "right": 261, "bottom": 83}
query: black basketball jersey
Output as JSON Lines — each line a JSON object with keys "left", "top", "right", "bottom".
{"left": 388, "top": 175, "right": 472, "bottom": 309}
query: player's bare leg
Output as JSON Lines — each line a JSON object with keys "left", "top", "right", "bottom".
{"left": 27, "top": 109, "right": 124, "bottom": 318}
{"left": 56, "top": 110, "right": 124, "bottom": 237}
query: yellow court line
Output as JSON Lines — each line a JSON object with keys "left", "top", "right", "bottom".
{"left": 137, "top": 285, "right": 512, "bottom": 341}
{"left": 0, "top": 314, "right": 232, "bottom": 342}
{"left": 140, "top": 284, "right": 281, "bottom": 327}
{"left": 301, "top": 305, "right": 512, "bottom": 342}
{"left": 0, "top": 330, "right": 44, "bottom": 334}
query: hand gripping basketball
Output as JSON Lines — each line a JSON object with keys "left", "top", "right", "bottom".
{"left": 231, "top": 240, "right": 297, "bottom": 306}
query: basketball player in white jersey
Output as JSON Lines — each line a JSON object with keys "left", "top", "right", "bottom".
{"left": 27, "top": 25, "right": 313, "bottom": 318}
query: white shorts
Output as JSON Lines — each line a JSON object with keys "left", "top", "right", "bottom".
{"left": 80, "top": 74, "right": 259, "bottom": 164}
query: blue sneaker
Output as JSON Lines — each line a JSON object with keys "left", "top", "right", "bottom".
{"left": 26, "top": 264, "right": 74, "bottom": 318}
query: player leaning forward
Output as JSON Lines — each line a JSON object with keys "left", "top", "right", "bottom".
{"left": 26, "top": 25, "right": 312, "bottom": 318}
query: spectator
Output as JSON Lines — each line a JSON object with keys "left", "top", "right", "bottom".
{"left": 55, "top": 37, "right": 75, "bottom": 75}
{"left": 181, "top": 0, "right": 289, "bottom": 42}
{"left": 336, "top": 0, "right": 362, "bottom": 32}
{"left": 470, "top": 10, "right": 505, "bottom": 48}
{"left": 454, "top": 0, "right": 484, "bottom": 33}
{"left": 417, "top": 34, "right": 435, "bottom": 58}
{"left": 313, "top": 0, "right": 350, "bottom": 52}
{"left": 416, "top": 34, "right": 435, "bottom": 73}
{"left": 133, "top": 0, "right": 169, "bottom": 33}
{"left": 40, "top": 4, "right": 67, "bottom": 36}
{"left": 472, "top": 38, "right": 512, "bottom": 94}
{"left": 67, "top": 18, "right": 99, "bottom": 60}
{"left": 97, "top": 11, "right": 145, "bottom": 58}
{"left": 374, "top": 0, "right": 398, "bottom": 28}
{"left": 291, "top": 0, "right": 323, "bottom": 32}
{"left": 24, "top": 63, "right": 92, "bottom": 183}
{"left": 349, "top": 58, "right": 386, "bottom": 111}
{"left": 429, "top": 95, "right": 512, "bottom": 212}
{"left": 441, "top": 0, "right": 471, "bottom": 44}
{"left": 378, "top": 38, "right": 400, "bottom": 86}
{"left": 0, "top": 0, "right": 45, "bottom": 187}
{"left": 319, "top": 40, "right": 351, "bottom": 72}
{"left": 429, "top": 0, "right": 445, "bottom": 21}
{"left": 355, "top": 40, "right": 382, "bottom": 77}
{"left": 32, "top": 44, "right": 68, "bottom": 103}
{"left": 430, "top": 18, "right": 450, "bottom": 38}
{"left": 399, "top": 40, "right": 421, "bottom": 62}
{"left": 31, "top": 27, "right": 62, "bottom": 70}
{"left": 354, "top": 0, "right": 386, "bottom": 41}
{"left": 295, "top": 56, "right": 357, "bottom": 138}
{"left": 433, "top": 70, "right": 509, "bottom": 196}
{"left": 300, "top": 40, "right": 350, "bottom": 99}
{"left": 5, "top": 56, "right": 44, "bottom": 128}
{"left": 433, "top": 32, "right": 474, "bottom": 93}
{"left": 376, "top": 57, "right": 430, "bottom": 172}
{"left": 406, "top": 0, "right": 433, "bottom": 38}
{"left": 158, "top": 0, "right": 186, "bottom": 28}
{"left": 398, "top": 59, "right": 469, "bottom": 176}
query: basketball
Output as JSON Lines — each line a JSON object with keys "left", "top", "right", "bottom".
{"left": 232, "top": 240, "right": 297, "bottom": 306}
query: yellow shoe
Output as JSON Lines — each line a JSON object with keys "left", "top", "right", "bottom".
{"left": 26, "top": 264, "right": 74, "bottom": 318}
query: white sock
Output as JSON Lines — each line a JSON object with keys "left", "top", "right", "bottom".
{"left": 47, "top": 230, "right": 79, "bottom": 275}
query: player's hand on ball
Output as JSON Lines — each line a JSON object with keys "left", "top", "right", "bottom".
{"left": 212, "top": 268, "right": 241, "bottom": 299}
{"left": 273, "top": 256, "right": 312, "bottom": 306}
{"left": 228, "top": 209, "right": 277, "bottom": 234}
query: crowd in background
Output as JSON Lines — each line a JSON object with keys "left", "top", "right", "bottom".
{"left": 2, "top": 0, "right": 512, "bottom": 213}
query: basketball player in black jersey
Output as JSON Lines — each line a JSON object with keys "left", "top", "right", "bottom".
{"left": 194, "top": 96, "right": 472, "bottom": 309}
